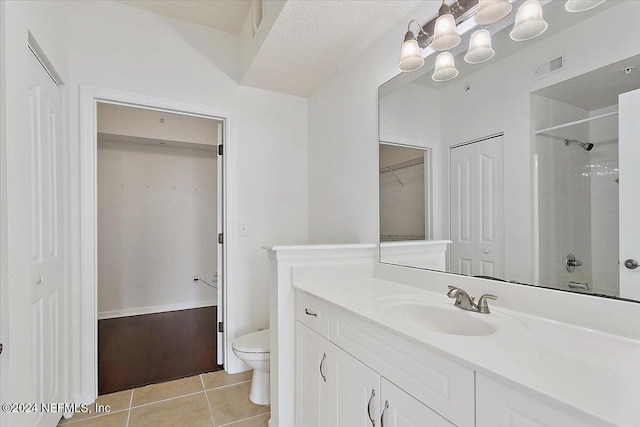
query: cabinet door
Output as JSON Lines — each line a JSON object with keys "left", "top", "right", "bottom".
{"left": 327, "top": 343, "right": 380, "bottom": 427}
{"left": 476, "top": 374, "right": 603, "bottom": 427}
{"left": 380, "top": 379, "right": 455, "bottom": 427}
{"left": 296, "top": 323, "right": 329, "bottom": 427}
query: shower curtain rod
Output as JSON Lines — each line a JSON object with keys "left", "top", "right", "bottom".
{"left": 534, "top": 110, "right": 618, "bottom": 135}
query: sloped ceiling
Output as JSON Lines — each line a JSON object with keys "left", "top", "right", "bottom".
{"left": 241, "top": 0, "right": 421, "bottom": 96}
{"left": 115, "top": 0, "right": 252, "bottom": 35}
{"left": 114, "top": 0, "right": 421, "bottom": 96}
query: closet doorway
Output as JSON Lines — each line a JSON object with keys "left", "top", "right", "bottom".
{"left": 94, "top": 102, "right": 226, "bottom": 395}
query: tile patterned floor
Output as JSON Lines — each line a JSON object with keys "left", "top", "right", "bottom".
{"left": 57, "top": 371, "right": 269, "bottom": 427}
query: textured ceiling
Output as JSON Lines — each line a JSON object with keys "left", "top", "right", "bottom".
{"left": 241, "top": 0, "right": 421, "bottom": 96}
{"left": 534, "top": 54, "right": 640, "bottom": 111}
{"left": 115, "top": 0, "right": 252, "bottom": 34}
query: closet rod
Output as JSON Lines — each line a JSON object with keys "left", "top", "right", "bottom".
{"left": 380, "top": 157, "right": 424, "bottom": 174}
{"left": 534, "top": 111, "right": 618, "bottom": 135}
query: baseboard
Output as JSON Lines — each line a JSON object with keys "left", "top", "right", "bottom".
{"left": 98, "top": 299, "right": 217, "bottom": 319}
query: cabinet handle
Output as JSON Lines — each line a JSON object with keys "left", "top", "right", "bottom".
{"left": 367, "top": 389, "right": 376, "bottom": 427}
{"left": 304, "top": 308, "right": 318, "bottom": 317}
{"left": 380, "top": 400, "right": 389, "bottom": 427}
{"left": 319, "top": 353, "right": 326, "bottom": 382}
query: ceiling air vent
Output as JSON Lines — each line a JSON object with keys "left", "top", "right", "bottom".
{"left": 251, "top": 0, "right": 263, "bottom": 39}
{"left": 533, "top": 55, "right": 565, "bottom": 81}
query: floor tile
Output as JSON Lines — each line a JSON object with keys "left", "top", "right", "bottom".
{"left": 222, "top": 413, "right": 270, "bottom": 427}
{"left": 131, "top": 375, "right": 203, "bottom": 407}
{"left": 207, "top": 382, "right": 269, "bottom": 426}
{"left": 128, "top": 393, "right": 213, "bottom": 427}
{"left": 201, "top": 370, "right": 252, "bottom": 391}
{"left": 59, "top": 390, "right": 132, "bottom": 425}
{"left": 57, "top": 411, "right": 129, "bottom": 427}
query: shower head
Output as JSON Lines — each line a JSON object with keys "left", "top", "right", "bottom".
{"left": 564, "top": 139, "right": 594, "bottom": 151}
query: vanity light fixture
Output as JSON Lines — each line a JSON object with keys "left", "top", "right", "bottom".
{"left": 474, "top": 0, "right": 513, "bottom": 25}
{"left": 565, "top": 0, "right": 606, "bottom": 13}
{"left": 399, "top": 0, "right": 554, "bottom": 81}
{"left": 464, "top": 29, "right": 495, "bottom": 64}
{"left": 431, "top": 1, "right": 462, "bottom": 51}
{"left": 398, "top": 20, "right": 427, "bottom": 72}
{"left": 432, "top": 51, "right": 459, "bottom": 82}
{"left": 510, "top": 0, "right": 548, "bottom": 41}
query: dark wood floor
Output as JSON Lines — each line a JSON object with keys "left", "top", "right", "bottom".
{"left": 98, "top": 306, "right": 223, "bottom": 395}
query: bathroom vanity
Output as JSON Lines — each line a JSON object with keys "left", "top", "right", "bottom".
{"left": 266, "top": 244, "right": 640, "bottom": 427}
{"left": 293, "top": 276, "right": 638, "bottom": 427}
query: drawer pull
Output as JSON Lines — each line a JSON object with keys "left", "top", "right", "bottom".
{"left": 381, "top": 400, "right": 389, "bottom": 427}
{"left": 319, "top": 352, "right": 327, "bottom": 382}
{"left": 304, "top": 308, "right": 318, "bottom": 317}
{"left": 367, "top": 389, "right": 376, "bottom": 426}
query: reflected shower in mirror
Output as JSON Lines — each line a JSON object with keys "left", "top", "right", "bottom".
{"left": 378, "top": 0, "right": 640, "bottom": 302}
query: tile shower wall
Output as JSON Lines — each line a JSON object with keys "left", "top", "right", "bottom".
{"left": 535, "top": 96, "right": 592, "bottom": 290}
{"left": 536, "top": 99, "right": 620, "bottom": 295}
{"left": 588, "top": 106, "right": 619, "bottom": 296}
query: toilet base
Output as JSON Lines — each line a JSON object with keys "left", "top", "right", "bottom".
{"left": 249, "top": 369, "right": 270, "bottom": 405}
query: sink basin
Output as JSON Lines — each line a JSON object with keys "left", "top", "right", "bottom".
{"left": 379, "top": 300, "right": 497, "bottom": 336}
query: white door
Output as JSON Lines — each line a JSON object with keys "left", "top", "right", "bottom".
{"left": 295, "top": 323, "right": 328, "bottom": 427}
{"left": 216, "top": 122, "right": 225, "bottom": 365}
{"left": 327, "top": 343, "right": 380, "bottom": 427}
{"left": 619, "top": 88, "right": 640, "bottom": 300}
{"left": 29, "top": 50, "right": 64, "bottom": 427}
{"left": 450, "top": 135, "right": 504, "bottom": 278}
{"left": 380, "top": 379, "right": 454, "bottom": 427}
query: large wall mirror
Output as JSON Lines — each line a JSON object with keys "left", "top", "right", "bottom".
{"left": 379, "top": 0, "right": 640, "bottom": 302}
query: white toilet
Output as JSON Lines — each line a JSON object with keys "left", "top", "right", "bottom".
{"left": 232, "top": 329, "right": 270, "bottom": 405}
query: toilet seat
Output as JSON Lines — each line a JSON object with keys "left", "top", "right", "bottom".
{"left": 232, "top": 329, "right": 270, "bottom": 354}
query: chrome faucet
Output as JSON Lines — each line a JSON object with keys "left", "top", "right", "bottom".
{"left": 447, "top": 286, "right": 497, "bottom": 314}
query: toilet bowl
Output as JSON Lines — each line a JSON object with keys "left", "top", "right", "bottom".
{"left": 232, "top": 329, "right": 270, "bottom": 405}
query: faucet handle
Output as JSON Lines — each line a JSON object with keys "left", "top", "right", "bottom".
{"left": 446, "top": 285, "right": 460, "bottom": 298}
{"left": 477, "top": 294, "right": 498, "bottom": 314}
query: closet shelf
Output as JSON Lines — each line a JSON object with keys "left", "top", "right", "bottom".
{"left": 534, "top": 111, "right": 618, "bottom": 135}
{"left": 379, "top": 157, "right": 424, "bottom": 174}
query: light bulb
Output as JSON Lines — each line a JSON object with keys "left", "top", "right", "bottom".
{"left": 475, "top": 0, "right": 512, "bottom": 25}
{"left": 431, "top": 14, "right": 461, "bottom": 52}
{"left": 398, "top": 31, "right": 425, "bottom": 72}
{"left": 465, "top": 29, "right": 495, "bottom": 64}
{"left": 432, "top": 52, "right": 459, "bottom": 82}
{"left": 565, "top": 0, "right": 605, "bottom": 12}
{"left": 510, "top": 0, "right": 548, "bottom": 41}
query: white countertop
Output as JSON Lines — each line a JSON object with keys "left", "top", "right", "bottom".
{"left": 293, "top": 277, "right": 640, "bottom": 427}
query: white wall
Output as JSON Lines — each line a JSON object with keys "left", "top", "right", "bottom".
{"left": 97, "top": 138, "right": 217, "bottom": 318}
{"left": 379, "top": 82, "right": 441, "bottom": 145}
{"left": 65, "top": 0, "right": 308, "bottom": 380}
{"left": 308, "top": 1, "right": 640, "bottom": 285}
{"left": 3, "top": 0, "right": 308, "bottom": 409}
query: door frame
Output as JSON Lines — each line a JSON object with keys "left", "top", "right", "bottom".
{"left": 0, "top": 2, "right": 7, "bottom": 425}
{"left": 79, "top": 86, "right": 231, "bottom": 402}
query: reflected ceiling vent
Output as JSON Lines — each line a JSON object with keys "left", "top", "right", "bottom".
{"left": 534, "top": 55, "right": 565, "bottom": 80}
{"left": 251, "top": 0, "right": 263, "bottom": 39}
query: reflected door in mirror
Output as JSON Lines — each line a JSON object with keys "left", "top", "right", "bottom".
{"left": 450, "top": 135, "right": 504, "bottom": 278}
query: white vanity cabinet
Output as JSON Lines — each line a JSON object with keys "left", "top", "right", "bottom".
{"left": 476, "top": 375, "right": 606, "bottom": 427}
{"left": 296, "top": 322, "right": 453, "bottom": 427}
{"left": 296, "top": 322, "right": 380, "bottom": 427}
{"left": 295, "top": 291, "right": 464, "bottom": 427}
{"left": 327, "top": 339, "right": 380, "bottom": 427}
{"left": 296, "top": 322, "right": 329, "bottom": 427}
{"left": 380, "top": 379, "right": 455, "bottom": 427}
